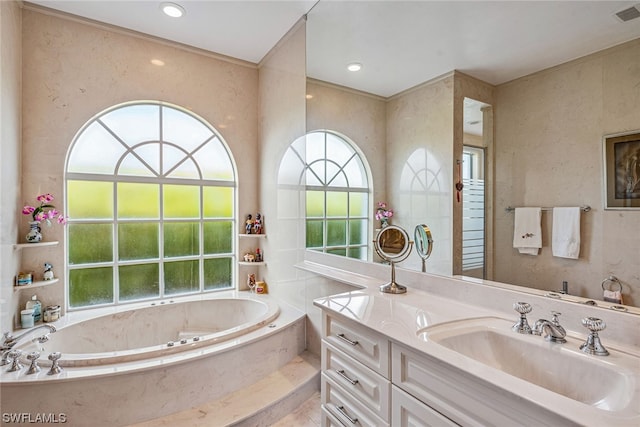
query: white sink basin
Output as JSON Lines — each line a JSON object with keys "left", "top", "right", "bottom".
{"left": 418, "top": 317, "right": 638, "bottom": 412}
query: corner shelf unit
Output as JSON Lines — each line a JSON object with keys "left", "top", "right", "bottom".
{"left": 13, "top": 241, "right": 59, "bottom": 250}
{"left": 238, "top": 234, "right": 266, "bottom": 266}
{"left": 238, "top": 234, "right": 266, "bottom": 291}
{"left": 13, "top": 241, "right": 60, "bottom": 292}
{"left": 14, "top": 278, "right": 60, "bottom": 293}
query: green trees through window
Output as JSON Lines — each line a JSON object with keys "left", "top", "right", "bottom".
{"left": 66, "top": 102, "right": 236, "bottom": 308}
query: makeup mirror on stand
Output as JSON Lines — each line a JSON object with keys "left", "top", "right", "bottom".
{"left": 414, "top": 224, "right": 434, "bottom": 273}
{"left": 374, "top": 225, "right": 413, "bottom": 294}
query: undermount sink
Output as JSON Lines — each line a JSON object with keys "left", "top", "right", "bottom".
{"left": 418, "top": 317, "right": 638, "bottom": 412}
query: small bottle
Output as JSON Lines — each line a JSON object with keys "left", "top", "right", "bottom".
{"left": 561, "top": 281, "right": 568, "bottom": 295}
{"left": 26, "top": 295, "right": 42, "bottom": 323}
{"left": 21, "top": 309, "right": 35, "bottom": 329}
{"left": 255, "top": 248, "right": 262, "bottom": 263}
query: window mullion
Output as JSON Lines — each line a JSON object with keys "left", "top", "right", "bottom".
{"left": 113, "top": 181, "right": 119, "bottom": 305}
{"left": 159, "top": 183, "right": 165, "bottom": 298}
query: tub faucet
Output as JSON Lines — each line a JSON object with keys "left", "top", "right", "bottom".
{"left": 533, "top": 311, "right": 566, "bottom": 343}
{"left": 1, "top": 325, "right": 56, "bottom": 365}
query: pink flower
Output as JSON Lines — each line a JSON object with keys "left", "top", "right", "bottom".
{"left": 375, "top": 201, "right": 394, "bottom": 222}
{"left": 22, "top": 193, "right": 67, "bottom": 226}
{"left": 37, "top": 193, "right": 54, "bottom": 203}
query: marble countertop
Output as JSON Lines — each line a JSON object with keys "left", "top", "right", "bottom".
{"left": 309, "top": 265, "right": 640, "bottom": 427}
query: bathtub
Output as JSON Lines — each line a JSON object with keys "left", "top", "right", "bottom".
{"left": 32, "top": 295, "right": 280, "bottom": 367}
{"left": 0, "top": 291, "right": 306, "bottom": 426}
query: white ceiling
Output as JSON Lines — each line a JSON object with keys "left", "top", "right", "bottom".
{"left": 27, "top": 1, "right": 640, "bottom": 98}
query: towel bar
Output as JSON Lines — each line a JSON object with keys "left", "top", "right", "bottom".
{"left": 505, "top": 205, "right": 591, "bottom": 213}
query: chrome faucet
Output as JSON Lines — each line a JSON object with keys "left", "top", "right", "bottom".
{"left": 533, "top": 311, "right": 567, "bottom": 343}
{"left": 1, "top": 324, "right": 56, "bottom": 365}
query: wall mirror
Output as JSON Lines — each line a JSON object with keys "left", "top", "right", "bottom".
{"left": 305, "top": 2, "right": 640, "bottom": 311}
{"left": 374, "top": 225, "right": 413, "bottom": 294}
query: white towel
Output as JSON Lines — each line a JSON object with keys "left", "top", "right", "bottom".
{"left": 513, "top": 208, "right": 542, "bottom": 255}
{"left": 552, "top": 207, "right": 581, "bottom": 259}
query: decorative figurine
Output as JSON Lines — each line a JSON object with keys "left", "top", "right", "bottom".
{"left": 247, "top": 273, "right": 256, "bottom": 292}
{"left": 255, "top": 248, "right": 263, "bottom": 263}
{"left": 244, "top": 253, "right": 255, "bottom": 262}
{"left": 253, "top": 213, "right": 263, "bottom": 234}
{"left": 245, "top": 214, "right": 254, "bottom": 234}
{"left": 43, "top": 263, "right": 54, "bottom": 281}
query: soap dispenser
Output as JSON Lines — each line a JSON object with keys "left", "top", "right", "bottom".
{"left": 26, "top": 295, "right": 42, "bottom": 323}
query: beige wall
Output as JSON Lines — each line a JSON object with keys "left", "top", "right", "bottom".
{"left": 13, "top": 7, "right": 259, "bottom": 326}
{"left": 257, "top": 20, "right": 306, "bottom": 304}
{"left": 0, "top": 0, "right": 23, "bottom": 333}
{"left": 494, "top": 38, "right": 640, "bottom": 305}
{"left": 388, "top": 75, "right": 455, "bottom": 275}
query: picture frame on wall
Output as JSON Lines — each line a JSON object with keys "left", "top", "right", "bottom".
{"left": 603, "top": 130, "right": 640, "bottom": 210}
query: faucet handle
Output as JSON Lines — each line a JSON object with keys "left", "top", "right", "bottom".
{"left": 513, "top": 302, "right": 532, "bottom": 314}
{"left": 579, "top": 317, "right": 609, "bottom": 356}
{"left": 551, "top": 311, "right": 562, "bottom": 325}
{"left": 6, "top": 349, "right": 23, "bottom": 372}
{"left": 582, "top": 317, "right": 606, "bottom": 332}
{"left": 512, "top": 302, "right": 533, "bottom": 334}
{"left": 26, "top": 351, "right": 41, "bottom": 375}
{"left": 47, "top": 352, "right": 63, "bottom": 375}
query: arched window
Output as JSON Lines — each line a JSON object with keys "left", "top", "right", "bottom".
{"left": 65, "top": 101, "right": 236, "bottom": 309}
{"left": 279, "top": 130, "right": 370, "bottom": 259}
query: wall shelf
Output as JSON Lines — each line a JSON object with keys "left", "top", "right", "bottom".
{"left": 238, "top": 234, "right": 266, "bottom": 238}
{"left": 238, "top": 262, "right": 266, "bottom": 266}
{"left": 14, "top": 278, "right": 59, "bottom": 292}
{"left": 13, "top": 241, "right": 59, "bottom": 250}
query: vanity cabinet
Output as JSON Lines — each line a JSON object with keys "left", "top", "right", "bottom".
{"left": 321, "top": 313, "right": 390, "bottom": 426}
{"left": 320, "top": 311, "right": 574, "bottom": 427}
{"left": 321, "top": 312, "right": 454, "bottom": 427}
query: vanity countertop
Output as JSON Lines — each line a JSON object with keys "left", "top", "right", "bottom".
{"left": 309, "top": 264, "right": 640, "bottom": 427}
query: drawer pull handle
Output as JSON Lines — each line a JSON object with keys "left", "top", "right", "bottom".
{"left": 337, "top": 333, "right": 359, "bottom": 346}
{"left": 337, "top": 405, "right": 358, "bottom": 424}
{"left": 336, "top": 369, "right": 359, "bottom": 385}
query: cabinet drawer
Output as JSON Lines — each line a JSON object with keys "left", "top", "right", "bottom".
{"left": 322, "top": 341, "right": 390, "bottom": 421}
{"left": 321, "top": 404, "right": 346, "bottom": 427}
{"left": 323, "top": 313, "right": 390, "bottom": 377}
{"left": 392, "top": 385, "right": 459, "bottom": 427}
{"left": 322, "top": 372, "right": 389, "bottom": 427}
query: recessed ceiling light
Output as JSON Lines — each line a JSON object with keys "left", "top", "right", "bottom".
{"left": 161, "top": 2, "right": 185, "bottom": 18}
{"left": 347, "top": 63, "right": 362, "bottom": 72}
{"left": 150, "top": 59, "right": 165, "bottom": 66}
